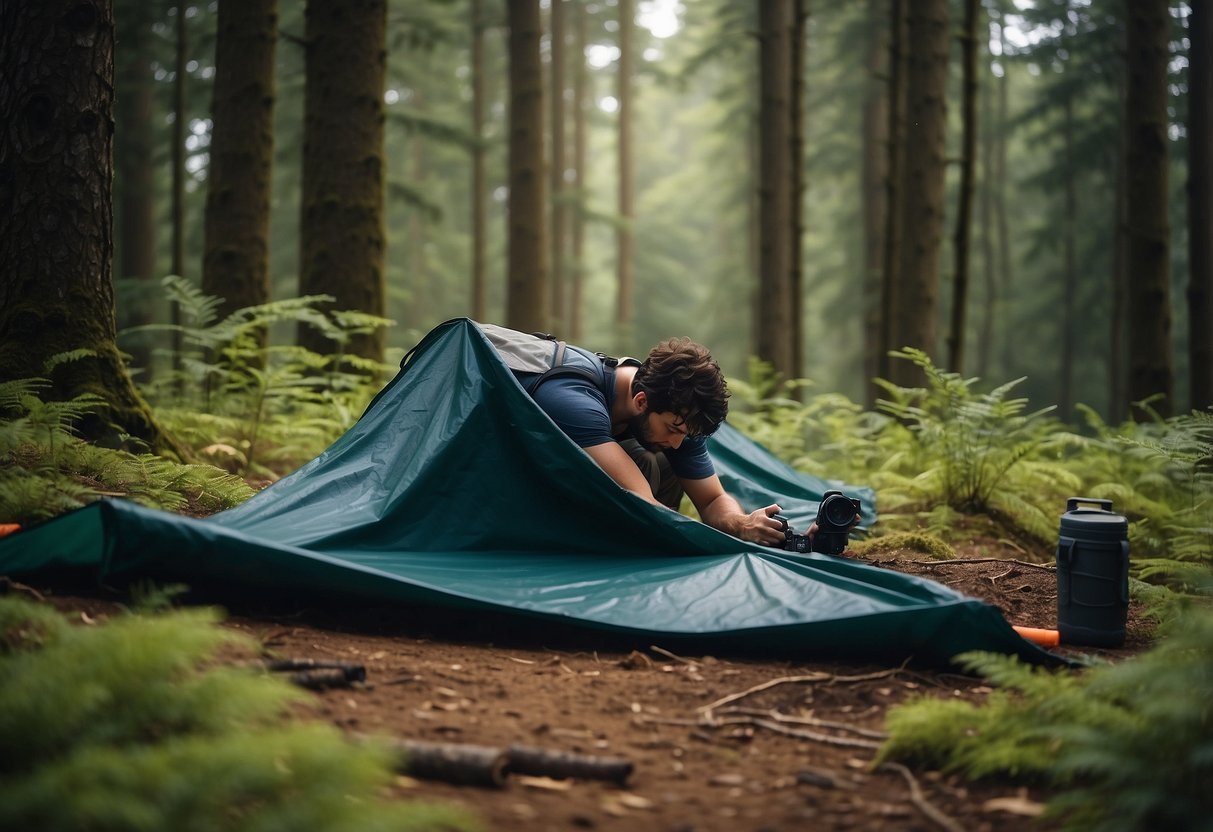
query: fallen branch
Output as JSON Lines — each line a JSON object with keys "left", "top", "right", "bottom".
{"left": 717, "top": 707, "right": 888, "bottom": 740}
{"left": 506, "top": 744, "right": 634, "bottom": 784}
{"left": 748, "top": 718, "right": 882, "bottom": 749}
{"left": 374, "top": 737, "right": 633, "bottom": 788}
{"left": 879, "top": 762, "right": 965, "bottom": 832}
{"left": 257, "top": 658, "right": 367, "bottom": 689}
{"left": 906, "top": 557, "right": 1054, "bottom": 571}
{"left": 698, "top": 667, "right": 902, "bottom": 716}
{"left": 390, "top": 739, "right": 508, "bottom": 787}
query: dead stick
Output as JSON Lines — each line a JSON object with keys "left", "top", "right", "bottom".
{"left": 718, "top": 707, "right": 888, "bottom": 739}
{"left": 879, "top": 762, "right": 965, "bottom": 832}
{"left": 506, "top": 744, "right": 634, "bottom": 784}
{"left": 392, "top": 739, "right": 508, "bottom": 787}
{"left": 749, "top": 718, "right": 883, "bottom": 750}
{"left": 285, "top": 668, "right": 363, "bottom": 690}
{"left": 907, "top": 557, "right": 1054, "bottom": 571}
{"left": 698, "top": 668, "right": 900, "bottom": 715}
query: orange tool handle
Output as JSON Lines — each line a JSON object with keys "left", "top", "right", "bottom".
{"left": 1012, "top": 625, "right": 1060, "bottom": 647}
{"left": 0, "top": 523, "right": 21, "bottom": 538}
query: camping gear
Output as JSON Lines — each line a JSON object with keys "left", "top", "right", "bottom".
{"left": 0, "top": 319, "right": 1063, "bottom": 667}
{"left": 1056, "top": 497, "right": 1130, "bottom": 647}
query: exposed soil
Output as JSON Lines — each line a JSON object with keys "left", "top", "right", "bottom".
{"left": 18, "top": 537, "right": 1153, "bottom": 832}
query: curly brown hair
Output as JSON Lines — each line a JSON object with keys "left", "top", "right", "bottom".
{"left": 632, "top": 337, "right": 729, "bottom": 436}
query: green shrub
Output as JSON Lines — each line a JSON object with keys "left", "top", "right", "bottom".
{"left": 0, "top": 597, "right": 477, "bottom": 832}
{"left": 876, "top": 591, "right": 1213, "bottom": 831}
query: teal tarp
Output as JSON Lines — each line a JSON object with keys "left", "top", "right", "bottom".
{"left": 0, "top": 319, "right": 1056, "bottom": 666}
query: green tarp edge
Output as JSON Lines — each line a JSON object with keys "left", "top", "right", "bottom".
{"left": 0, "top": 319, "right": 1059, "bottom": 668}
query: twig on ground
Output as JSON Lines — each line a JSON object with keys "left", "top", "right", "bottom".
{"left": 748, "top": 718, "right": 883, "bottom": 749}
{"left": 717, "top": 707, "right": 888, "bottom": 740}
{"left": 698, "top": 666, "right": 903, "bottom": 716}
{"left": 649, "top": 644, "right": 696, "bottom": 664}
{"left": 880, "top": 762, "right": 965, "bottom": 832}
{"left": 906, "top": 557, "right": 1054, "bottom": 571}
{"left": 0, "top": 577, "right": 46, "bottom": 601}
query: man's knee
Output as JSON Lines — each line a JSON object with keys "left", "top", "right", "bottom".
{"left": 619, "top": 439, "right": 684, "bottom": 510}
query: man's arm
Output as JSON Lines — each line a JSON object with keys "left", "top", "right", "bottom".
{"left": 582, "top": 442, "right": 666, "bottom": 505}
{"left": 681, "top": 476, "right": 786, "bottom": 546}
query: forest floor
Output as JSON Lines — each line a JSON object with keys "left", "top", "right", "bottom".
{"left": 27, "top": 534, "right": 1153, "bottom": 832}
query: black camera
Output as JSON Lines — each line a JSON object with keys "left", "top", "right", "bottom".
{"left": 776, "top": 490, "right": 861, "bottom": 555}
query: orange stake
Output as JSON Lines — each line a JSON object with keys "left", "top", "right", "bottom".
{"left": 1013, "top": 625, "right": 1060, "bottom": 647}
{"left": 0, "top": 523, "right": 21, "bottom": 538}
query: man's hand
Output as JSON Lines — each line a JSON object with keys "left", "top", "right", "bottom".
{"left": 735, "top": 503, "right": 788, "bottom": 546}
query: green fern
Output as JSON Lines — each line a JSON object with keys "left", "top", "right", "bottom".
{"left": 877, "top": 592, "right": 1213, "bottom": 830}
{"left": 0, "top": 597, "right": 478, "bottom": 832}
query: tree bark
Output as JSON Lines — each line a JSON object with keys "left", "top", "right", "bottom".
{"left": 505, "top": 0, "right": 548, "bottom": 333}
{"left": 114, "top": 6, "right": 158, "bottom": 374}
{"left": 862, "top": 1, "right": 889, "bottom": 406}
{"left": 202, "top": 0, "right": 277, "bottom": 326}
{"left": 170, "top": 2, "right": 188, "bottom": 371}
{"left": 1188, "top": 0, "right": 1213, "bottom": 411}
{"left": 615, "top": 0, "right": 635, "bottom": 338}
{"left": 297, "top": 0, "right": 387, "bottom": 363}
{"left": 569, "top": 0, "right": 589, "bottom": 340}
{"left": 1123, "top": 0, "right": 1174, "bottom": 418}
{"left": 756, "top": 0, "right": 796, "bottom": 378}
{"left": 470, "top": 0, "right": 488, "bottom": 322}
{"left": 890, "top": 0, "right": 949, "bottom": 387}
{"left": 1060, "top": 93, "right": 1077, "bottom": 423}
{"left": 947, "top": 0, "right": 978, "bottom": 374}
{"left": 549, "top": 0, "right": 568, "bottom": 330}
{"left": 789, "top": 0, "right": 807, "bottom": 382}
{"left": 0, "top": 0, "right": 181, "bottom": 454}
{"left": 879, "top": 0, "right": 907, "bottom": 384}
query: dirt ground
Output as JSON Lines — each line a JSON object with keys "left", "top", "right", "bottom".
{"left": 24, "top": 537, "right": 1153, "bottom": 832}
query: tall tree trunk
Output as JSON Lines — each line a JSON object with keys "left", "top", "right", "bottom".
{"left": 789, "top": 0, "right": 807, "bottom": 382}
{"left": 170, "top": 2, "right": 188, "bottom": 372}
{"left": 0, "top": 0, "right": 180, "bottom": 454}
{"left": 406, "top": 132, "right": 429, "bottom": 330}
{"left": 298, "top": 0, "right": 387, "bottom": 363}
{"left": 994, "top": 23, "right": 1013, "bottom": 378}
{"left": 976, "top": 17, "right": 995, "bottom": 379}
{"left": 569, "top": 0, "right": 588, "bottom": 340}
{"left": 202, "top": 0, "right": 277, "bottom": 328}
{"left": 549, "top": 0, "right": 568, "bottom": 331}
{"left": 1060, "top": 93, "right": 1077, "bottom": 423}
{"left": 470, "top": 0, "right": 488, "bottom": 322}
{"left": 756, "top": 0, "right": 796, "bottom": 378}
{"left": 1109, "top": 81, "right": 1128, "bottom": 422}
{"left": 947, "top": 0, "right": 978, "bottom": 374}
{"left": 1124, "top": 0, "right": 1174, "bottom": 418}
{"left": 615, "top": 0, "right": 635, "bottom": 338}
{"left": 862, "top": 0, "right": 889, "bottom": 406}
{"left": 114, "top": 7, "right": 157, "bottom": 374}
{"left": 505, "top": 0, "right": 548, "bottom": 332}
{"left": 1188, "top": 0, "right": 1213, "bottom": 411}
{"left": 890, "top": 0, "right": 949, "bottom": 387}
{"left": 879, "top": 0, "right": 907, "bottom": 383}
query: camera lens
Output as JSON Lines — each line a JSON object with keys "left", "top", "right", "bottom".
{"left": 820, "top": 494, "right": 854, "bottom": 527}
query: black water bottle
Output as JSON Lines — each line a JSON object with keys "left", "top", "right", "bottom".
{"left": 1056, "top": 497, "right": 1130, "bottom": 647}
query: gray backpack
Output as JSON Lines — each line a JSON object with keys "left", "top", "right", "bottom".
{"left": 474, "top": 322, "right": 635, "bottom": 396}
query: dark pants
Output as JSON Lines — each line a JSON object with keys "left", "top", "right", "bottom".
{"left": 619, "top": 438, "right": 684, "bottom": 510}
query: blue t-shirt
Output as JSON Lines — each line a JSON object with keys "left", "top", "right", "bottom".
{"left": 529, "top": 367, "right": 716, "bottom": 481}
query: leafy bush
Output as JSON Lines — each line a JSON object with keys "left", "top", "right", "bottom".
{"left": 0, "top": 375, "right": 253, "bottom": 525}
{"left": 0, "top": 596, "right": 476, "bottom": 832}
{"left": 132, "top": 277, "right": 395, "bottom": 478}
{"left": 876, "top": 588, "right": 1213, "bottom": 831}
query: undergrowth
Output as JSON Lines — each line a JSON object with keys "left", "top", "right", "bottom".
{"left": 131, "top": 276, "right": 394, "bottom": 479}
{"left": 876, "top": 584, "right": 1213, "bottom": 831}
{"left": 0, "top": 595, "right": 476, "bottom": 831}
{"left": 0, "top": 374, "right": 252, "bottom": 525}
